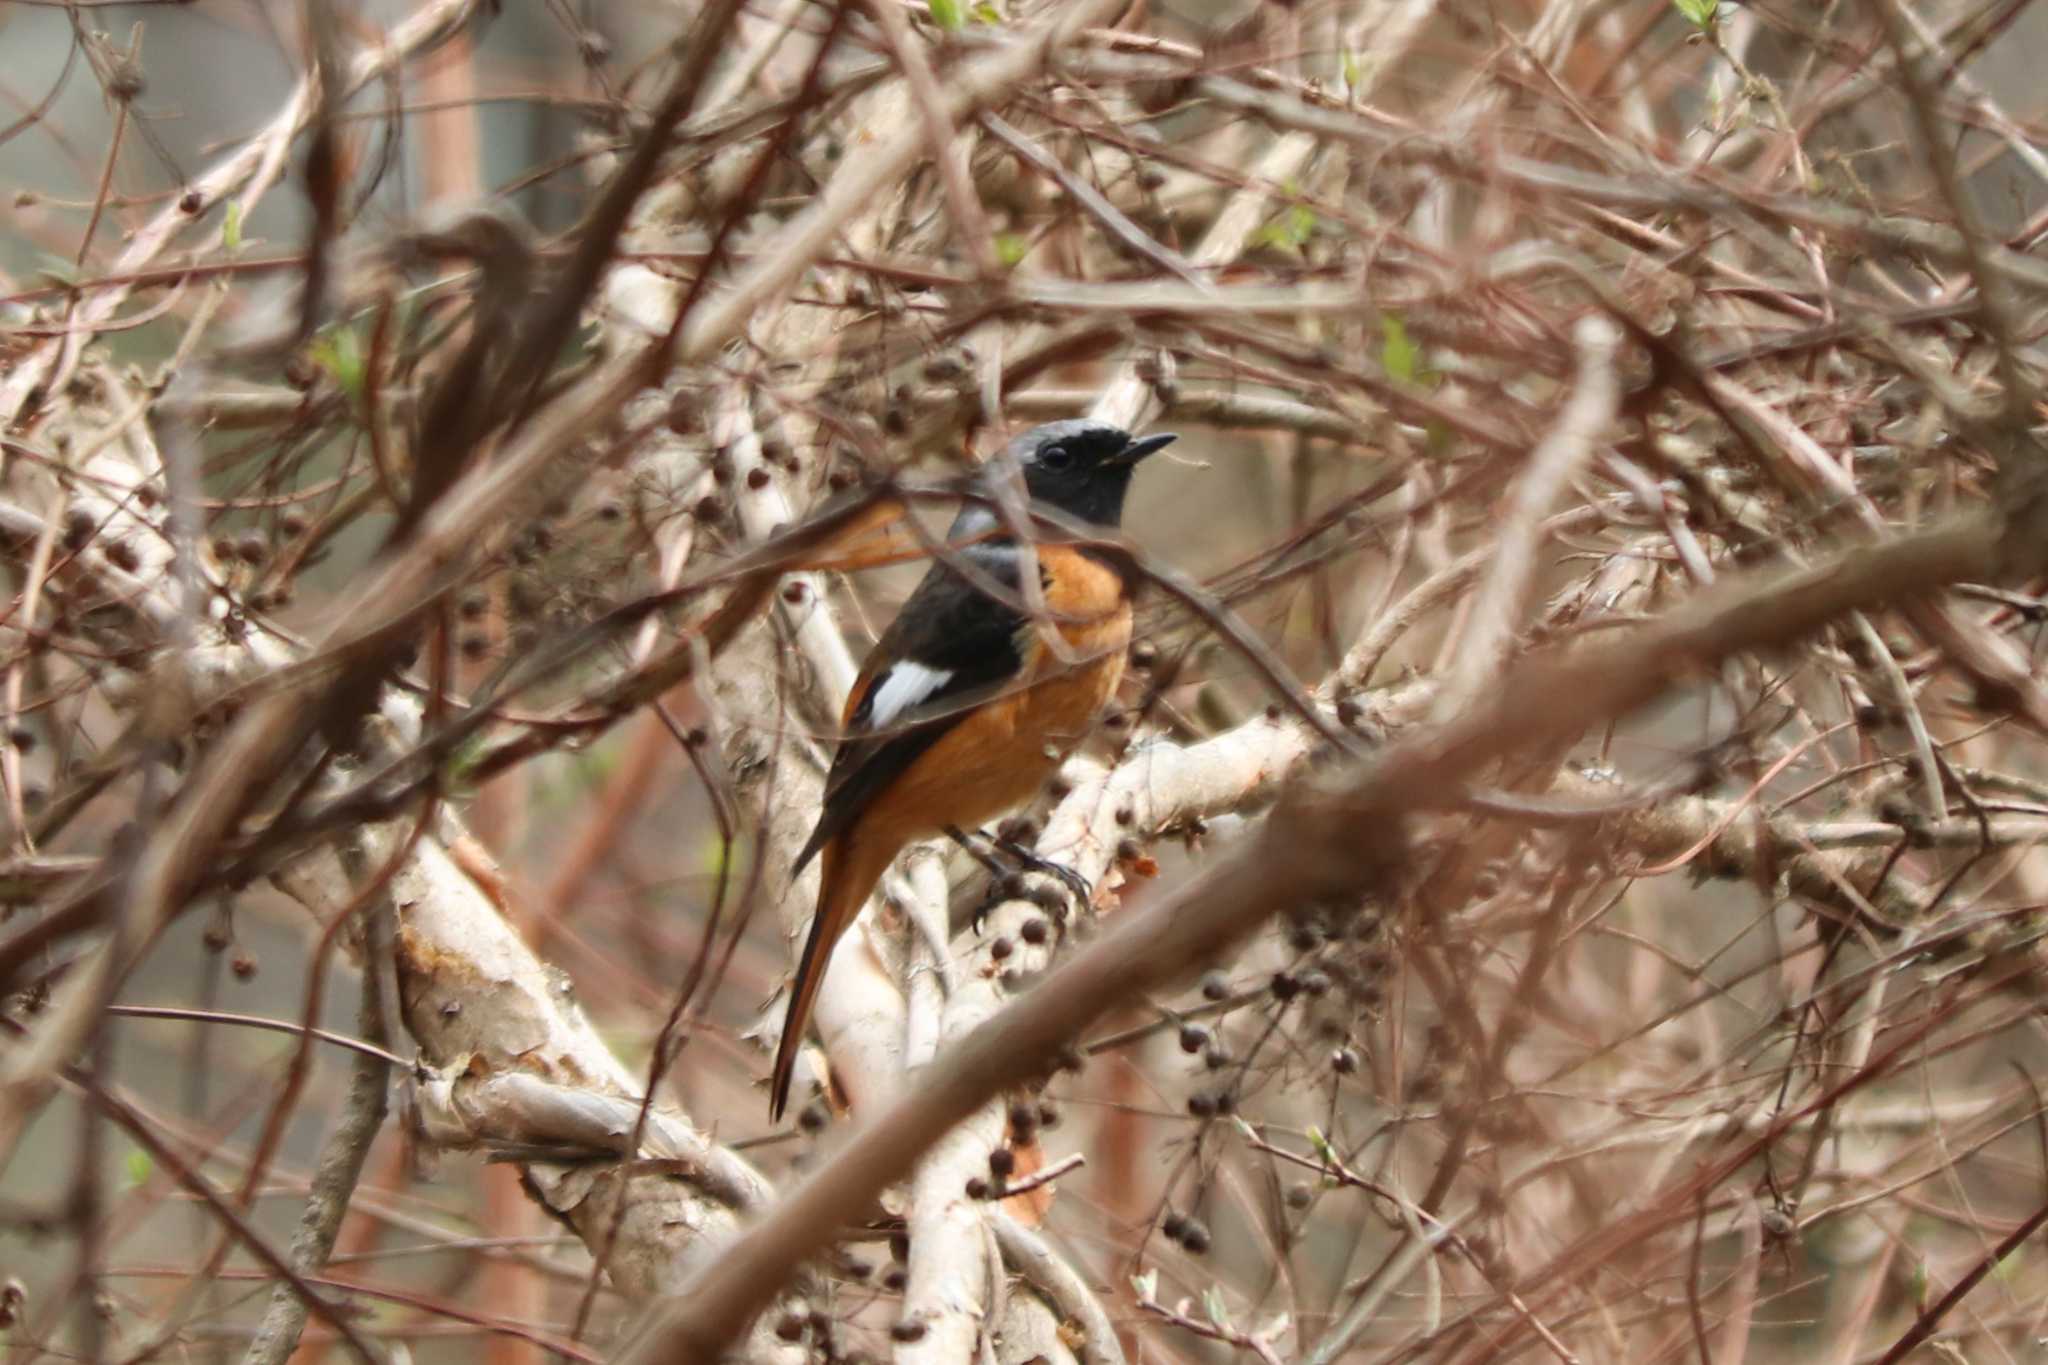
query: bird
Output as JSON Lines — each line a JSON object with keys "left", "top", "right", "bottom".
{"left": 768, "top": 419, "right": 1177, "bottom": 1121}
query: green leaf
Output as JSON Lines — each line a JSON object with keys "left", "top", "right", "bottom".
{"left": 124, "top": 1149, "right": 152, "bottom": 1188}
{"left": 1251, "top": 203, "right": 1318, "bottom": 254}
{"left": 222, "top": 198, "right": 244, "bottom": 253}
{"left": 308, "top": 322, "right": 366, "bottom": 402}
{"left": 1380, "top": 314, "right": 1419, "bottom": 386}
{"left": 1671, "top": 0, "right": 1717, "bottom": 31}
{"left": 994, "top": 233, "right": 1030, "bottom": 268}
{"left": 927, "top": 0, "right": 963, "bottom": 31}
{"left": 1340, "top": 50, "right": 1360, "bottom": 90}
{"left": 701, "top": 831, "right": 749, "bottom": 883}
{"left": 1202, "top": 1286, "right": 1231, "bottom": 1329}
{"left": 971, "top": 2, "right": 1001, "bottom": 22}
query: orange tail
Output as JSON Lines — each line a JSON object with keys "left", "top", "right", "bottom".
{"left": 769, "top": 836, "right": 889, "bottom": 1122}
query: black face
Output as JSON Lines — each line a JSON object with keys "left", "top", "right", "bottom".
{"left": 1006, "top": 419, "right": 1177, "bottom": 528}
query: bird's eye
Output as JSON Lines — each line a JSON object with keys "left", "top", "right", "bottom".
{"left": 1039, "top": 445, "right": 1073, "bottom": 470}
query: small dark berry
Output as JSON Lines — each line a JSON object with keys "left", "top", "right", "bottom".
{"left": 1203, "top": 1043, "right": 1230, "bottom": 1070}
{"left": 746, "top": 467, "right": 771, "bottom": 490}
{"left": 1201, "top": 972, "right": 1229, "bottom": 1001}
{"left": 1008, "top": 1101, "right": 1037, "bottom": 1134}
{"left": 989, "top": 1147, "right": 1016, "bottom": 1177}
{"left": 1179, "top": 1023, "right": 1208, "bottom": 1053}
{"left": 1286, "top": 1183, "right": 1313, "bottom": 1210}
{"left": 1180, "top": 1222, "right": 1210, "bottom": 1255}
{"left": 965, "top": 1176, "right": 989, "bottom": 1199}
{"left": 1161, "top": 1212, "right": 1189, "bottom": 1240}
{"left": 798, "top": 1102, "right": 828, "bottom": 1132}
{"left": 775, "top": 1315, "right": 806, "bottom": 1342}
{"left": 231, "top": 952, "right": 258, "bottom": 980}
{"left": 990, "top": 936, "right": 1012, "bottom": 960}
{"left": 882, "top": 1267, "right": 907, "bottom": 1291}
{"left": 1271, "top": 972, "right": 1301, "bottom": 1001}
{"left": 1037, "top": 1102, "right": 1060, "bottom": 1129}
{"left": 1187, "top": 1092, "right": 1216, "bottom": 1118}
{"left": 1332, "top": 1048, "right": 1359, "bottom": 1074}
{"left": 1019, "top": 918, "right": 1048, "bottom": 945}
{"left": 179, "top": 189, "right": 204, "bottom": 215}
{"left": 891, "top": 1320, "right": 927, "bottom": 1343}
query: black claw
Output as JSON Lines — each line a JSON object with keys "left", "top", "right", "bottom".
{"left": 948, "top": 825, "right": 1092, "bottom": 920}
{"left": 994, "top": 837, "right": 1092, "bottom": 911}
{"left": 948, "top": 824, "right": 1093, "bottom": 923}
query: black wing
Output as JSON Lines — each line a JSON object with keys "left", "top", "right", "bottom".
{"left": 794, "top": 544, "right": 1029, "bottom": 871}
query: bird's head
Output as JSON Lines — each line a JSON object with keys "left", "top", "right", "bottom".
{"left": 997, "top": 419, "right": 1177, "bottom": 528}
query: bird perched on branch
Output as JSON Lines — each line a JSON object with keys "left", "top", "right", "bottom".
{"left": 769, "top": 419, "right": 1176, "bottom": 1121}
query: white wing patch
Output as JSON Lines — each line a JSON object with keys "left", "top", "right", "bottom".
{"left": 865, "top": 660, "right": 954, "bottom": 729}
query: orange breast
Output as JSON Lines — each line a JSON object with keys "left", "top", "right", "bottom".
{"left": 853, "top": 547, "right": 1131, "bottom": 852}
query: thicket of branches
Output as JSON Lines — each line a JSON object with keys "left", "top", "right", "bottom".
{"left": 6, "top": 0, "right": 2048, "bottom": 1361}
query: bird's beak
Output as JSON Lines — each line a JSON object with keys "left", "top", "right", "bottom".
{"left": 1118, "top": 432, "right": 1178, "bottom": 464}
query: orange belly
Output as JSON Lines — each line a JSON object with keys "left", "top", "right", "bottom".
{"left": 856, "top": 602, "right": 1129, "bottom": 852}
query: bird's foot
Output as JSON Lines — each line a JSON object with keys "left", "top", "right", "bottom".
{"left": 945, "top": 824, "right": 1010, "bottom": 882}
{"left": 995, "top": 836, "right": 1093, "bottom": 915}
{"left": 951, "top": 826, "right": 1093, "bottom": 931}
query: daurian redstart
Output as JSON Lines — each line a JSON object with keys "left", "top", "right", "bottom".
{"left": 769, "top": 419, "right": 1175, "bottom": 1120}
